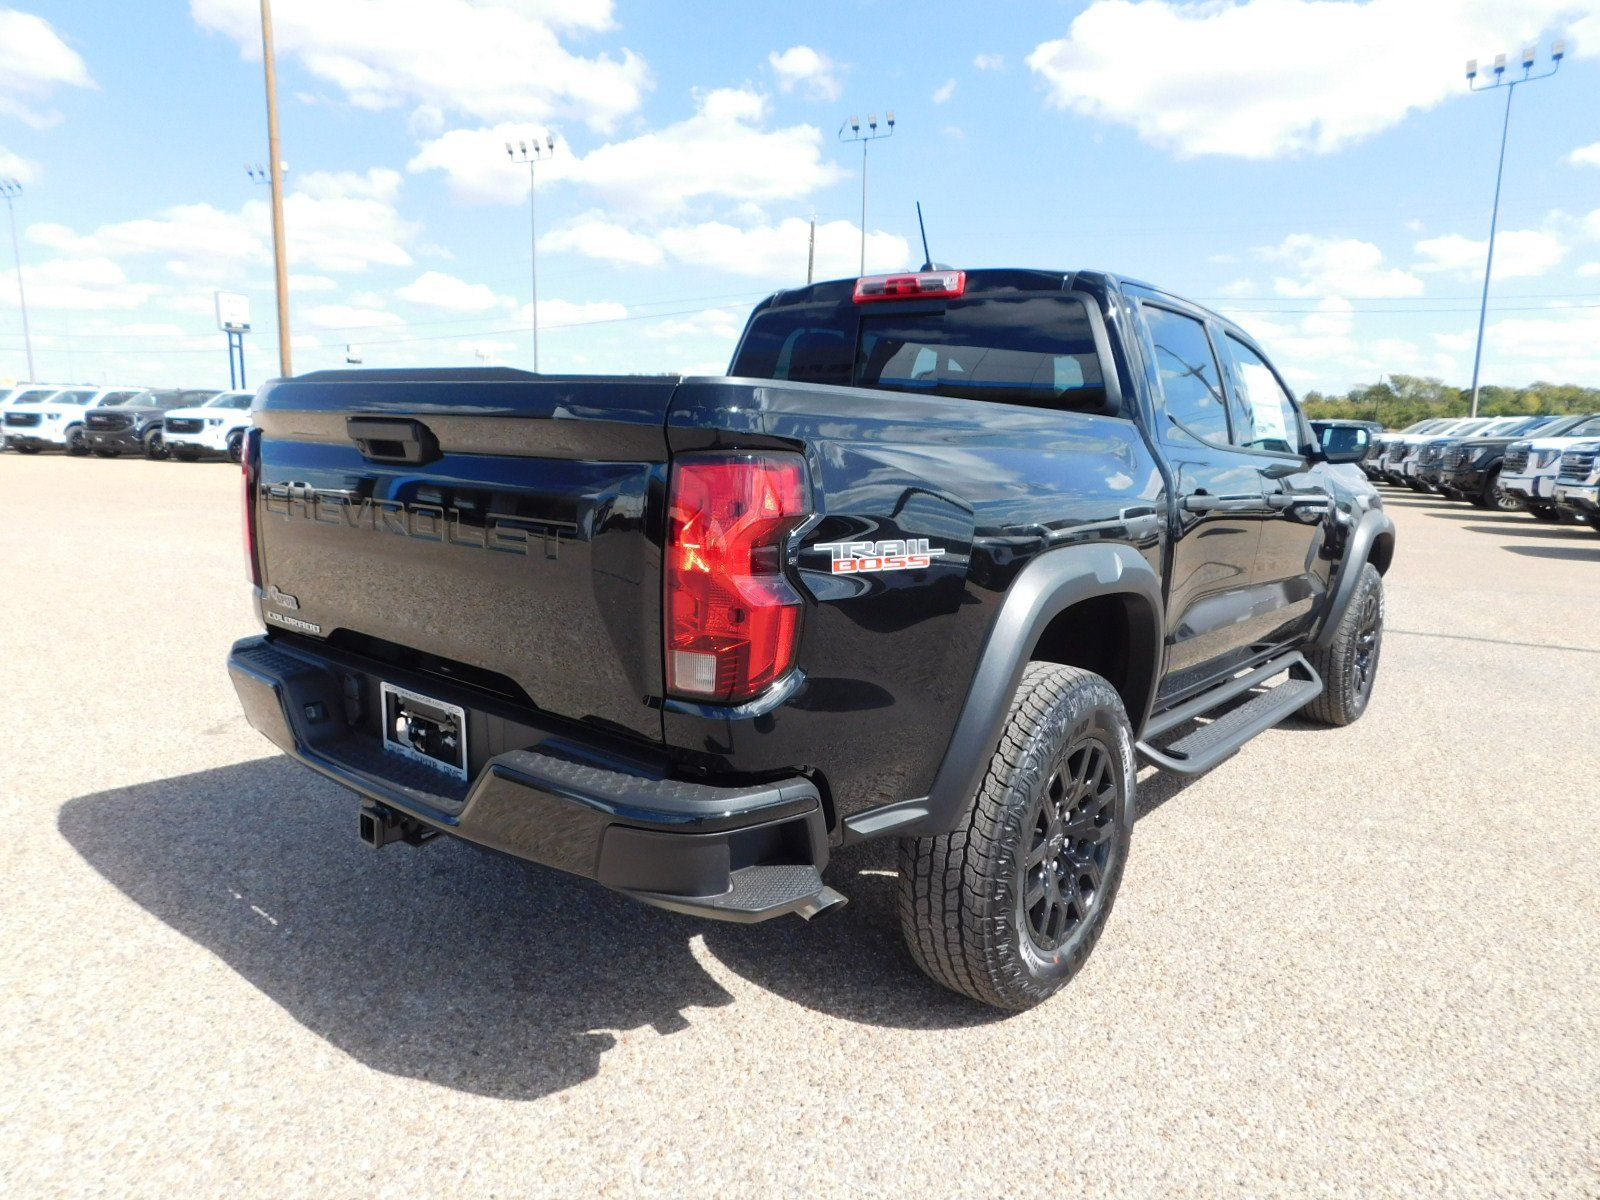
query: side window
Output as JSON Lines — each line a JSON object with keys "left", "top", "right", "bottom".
{"left": 1224, "top": 336, "right": 1301, "bottom": 455}
{"left": 1143, "top": 305, "right": 1229, "bottom": 444}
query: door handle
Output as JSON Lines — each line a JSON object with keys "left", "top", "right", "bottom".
{"left": 1267, "top": 491, "right": 1330, "bottom": 513}
{"left": 1182, "top": 494, "right": 1260, "bottom": 513}
{"left": 347, "top": 416, "right": 440, "bottom": 465}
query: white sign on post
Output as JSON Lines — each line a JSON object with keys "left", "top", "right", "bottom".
{"left": 215, "top": 291, "right": 251, "bottom": 333}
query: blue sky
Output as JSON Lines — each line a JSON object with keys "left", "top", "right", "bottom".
{"left": 2, "top": 0, "right": 1599, "bottom": 392}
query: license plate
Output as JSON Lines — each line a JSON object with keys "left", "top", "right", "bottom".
{"left": 379, "top": 682, "right": 468, "bottom": 781}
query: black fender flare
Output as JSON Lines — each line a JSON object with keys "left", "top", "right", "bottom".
{"left": 1312, "top": 507, "right": 1395, "bottom": 650}
{"left": 840, "top": 542, "right": 1165, "bottom": 842}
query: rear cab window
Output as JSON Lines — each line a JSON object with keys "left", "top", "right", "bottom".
{"left": 731, "top": 291, "right": 1113, "bottom": 415}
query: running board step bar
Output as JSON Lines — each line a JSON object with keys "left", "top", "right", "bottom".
{"left": 1137, "top": 652, "right": 1323, "bottom": 777}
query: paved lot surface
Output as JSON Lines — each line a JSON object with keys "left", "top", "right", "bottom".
{"left": 2, "top": 453, "right": 1597, "bottom": 1199}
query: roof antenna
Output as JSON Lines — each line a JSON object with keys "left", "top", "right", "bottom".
{"left": 916, "top": 201, "right": 933, "bottom": 270}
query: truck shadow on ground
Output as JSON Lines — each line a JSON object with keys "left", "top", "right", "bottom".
{"left": 1504, "top": 544, "right": 1600, "bottom": 562}
{"left": 60, "top": 758, "right": 1019, "bottom": 1102}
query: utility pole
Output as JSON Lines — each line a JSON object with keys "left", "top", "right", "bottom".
{"left": 806, "top": 214, "right": 816, "bottom": 284}
{"left": 0, "top": 180, "right": 35, "bottom": 380}
{"left": 839, "top": 112, "right": 895, "bottom": 273}
{"left": 1464, "top": 41, "right": 1563, "bottom": 417}
{"left": 506, "top": 134, "right": 557, "bottom": 372}
{"left": 259, "top": 0, "right": 292, "bottom": 378}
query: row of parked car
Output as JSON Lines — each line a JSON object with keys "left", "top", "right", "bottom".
{"left": 0, "top": 383, "right": 254, "bottom": 462}
{"left": 1319, "top": 411, "right": 1600, "bottom": 531}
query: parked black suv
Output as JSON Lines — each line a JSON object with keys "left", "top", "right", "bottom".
{"left": 228, "top": 268, "right": 1393, "bottom": 1009}
{"left": 84, "top": 389, "right": 223, "bottom": 458}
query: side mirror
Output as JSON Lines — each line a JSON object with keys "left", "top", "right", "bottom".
{"left": 1318, "top": 424, "right": 1370, "bottom": 465}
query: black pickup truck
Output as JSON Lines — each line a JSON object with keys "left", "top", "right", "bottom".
{"left": 229, "top": 268, "right": 1393, "bottom": 1009}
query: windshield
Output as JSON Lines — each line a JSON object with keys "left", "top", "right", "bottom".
{"left": 1399, "top": 419, "right": 1443, "bottom": 433}
{"left": 1557, "top": 415, "right": 1600, "bottom": 439}
{"left": 206, "top": 392, "right": 253, "bottom": 409}
{"left": 9, "top": 388, "right": 57, "bottom": 405}
{"left": 732, "top": 294, "right": 1111, "bottom": 414}
{"left": 55, "top": 390, "right": 98, "bottom": 406}
{"left": 105, "top": 391, "right": 146, "bottom": 406}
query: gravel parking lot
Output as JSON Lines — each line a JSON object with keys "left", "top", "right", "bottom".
{"left": 2, "top": 453, "right": 1596, "bottom": 1199}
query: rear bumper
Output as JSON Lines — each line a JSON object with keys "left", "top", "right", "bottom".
{"left": 227, "top": 635, "right": 837, "bottom": 922}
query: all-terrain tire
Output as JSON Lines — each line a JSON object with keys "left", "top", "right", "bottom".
{"left": 897, "top": 663, "right": 1135, "bottom": 1011}
{"left": 1301, "top": 563, "right": 1384, "bottom": 726}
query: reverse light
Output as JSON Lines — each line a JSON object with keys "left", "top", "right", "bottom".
{"left": 666, "top": 453, "right": 808, "bottom": 703}
{"left": 242, "top": 427, "right": 262, "bottom": 587}
{"left": 853, "top": 270, "right": 966, "bottom": 303}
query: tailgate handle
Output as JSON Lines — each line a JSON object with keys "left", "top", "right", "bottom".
{"left": 346, "top": 417, "right": 440, "bottom": 465}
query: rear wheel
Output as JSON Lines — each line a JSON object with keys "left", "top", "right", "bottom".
{"left": 63, "top": 425, "right": 88, "bottom": 456}
{"left": 898, "top": 663, "right": 1134, "bottom": 1010}
{"left": 142, "top": 427, "right": 167, "bottom": 460}
{"left": 1301, "top": 563, "right": 1384, "bottom": 727}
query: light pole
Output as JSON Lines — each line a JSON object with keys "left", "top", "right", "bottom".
{"left": 1464, "top": 41, "right": 1563, "bottom": 417}
{"left": 0, "top": 180, "right": 35, "bottom": 380}
{"left": 839, "top": 112, "right": 895, "bottom": 273}
{"left": 258, "top": 0, "right": 292, "bottom": 378}
{"left": 506, "top": 134, "right": 557, "bottom": 372}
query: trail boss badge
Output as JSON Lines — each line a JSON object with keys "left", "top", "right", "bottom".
{"left": 814, "top": 538, "right": 946, "bottom": 574}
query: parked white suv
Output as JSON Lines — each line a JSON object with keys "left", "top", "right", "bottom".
{"left": 161, "top": 390, "right": 254, "bottom": 461}
{"left": 2, "top": 385, "right": 150, "bottom": 455}
{"left": 1500, "top": 413, "right": 1600, "bottom": 521}
{"left": 0, "top": 384, "right": 77, "bottom": 451}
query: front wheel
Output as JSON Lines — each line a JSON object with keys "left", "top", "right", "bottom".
{"left": 142, "top": 427, "right": 168, "bottom": 460}
{"left": 1301, "top": 563, "right": 1384, "bottom": 727}
{"left": 63, "top": 425, "right": 88, "bottom": 456}
{"left": 898, "top": 664, "right": 1134, "bottom": 1010}
{"left": 1478, "top": 467, "right": 1523, "bottom": 512}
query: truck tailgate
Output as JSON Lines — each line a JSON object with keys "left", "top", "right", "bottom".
{"left": 251, "top": 372, "right": 675, "bottom": 742}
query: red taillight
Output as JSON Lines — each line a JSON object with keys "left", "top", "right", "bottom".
{"left": 242, "top": 427, "right": 261, "bottom": 587}
{"left": 666, "top": 453, "right": 808, "bottom": 703}
{"left": 853, "top": 269, "right": 966, "bottom": 303}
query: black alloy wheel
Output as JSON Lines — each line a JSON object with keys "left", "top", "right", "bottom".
{"left": 1021, "top": 739, "right": 1117, "bottom": 952}
{"left": 64, "top": 425, "right": 89, "bottom": 456}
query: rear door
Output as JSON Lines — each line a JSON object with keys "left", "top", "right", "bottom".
{"left": 1138, "top": 301, "right": 1270, "bottom": 694}
{"left": 252, "top": 373, "right": 678, "bottom": 741}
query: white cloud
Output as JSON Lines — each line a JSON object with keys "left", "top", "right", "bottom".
{"left": 543, "top": 217, "right": 665, "bottom": 266}
{"left": 0, "top": 256, "right": 158, "bottom": 311}
{"left": 191, "top": 0, "right": 647, "bottom": 131}
{"left": 932, "top": 79, "right": 957, "bottom": 105}
{"left": 290, "top": 273, "right": 339, "bottom": 292}
{"left": 1473, "top": 308, "right": 1600, "bottom": 381}
{"left": 295, "top": 167, "right": 402, "bottom": 201}
{"left": 768, "top": 45, "right": 841, "bottom": 101}
{"left": 1262, "top": 234, "right": 1424, "bottom": 299}
{"left": 1027, "top": 0, "right": 1600, "bottom": 159}
{"left": 656, "top": 218, "right": 908, "bottom": 280}
{"left": 1414, "top": 230, "right": 1566, "bottom": 279}
{"left": 23, "top": 172, "right": 414, "bottom": 285}
{"left": 0, "top": 9, "right": 94, "bottom": 129}
{"left": 0, "top": 143, "right": 38, "bottom": 183}
{"left": 397, "top": 270, "right": 510, "bottom": 312}
{"left": 1579, "top": 262, "right": 1600, "bottom": 278}
{"left": 411, "top": 88, "right": 844, "bottom": 210}
{"left": 973, "top": 53, "right": 1004, "bottom": 71}
{"left": 643, "top": 308, "right": 744, "bottom": 341}
{"left": 1568, "top": 142, "right": 1600, "bottom": 166}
